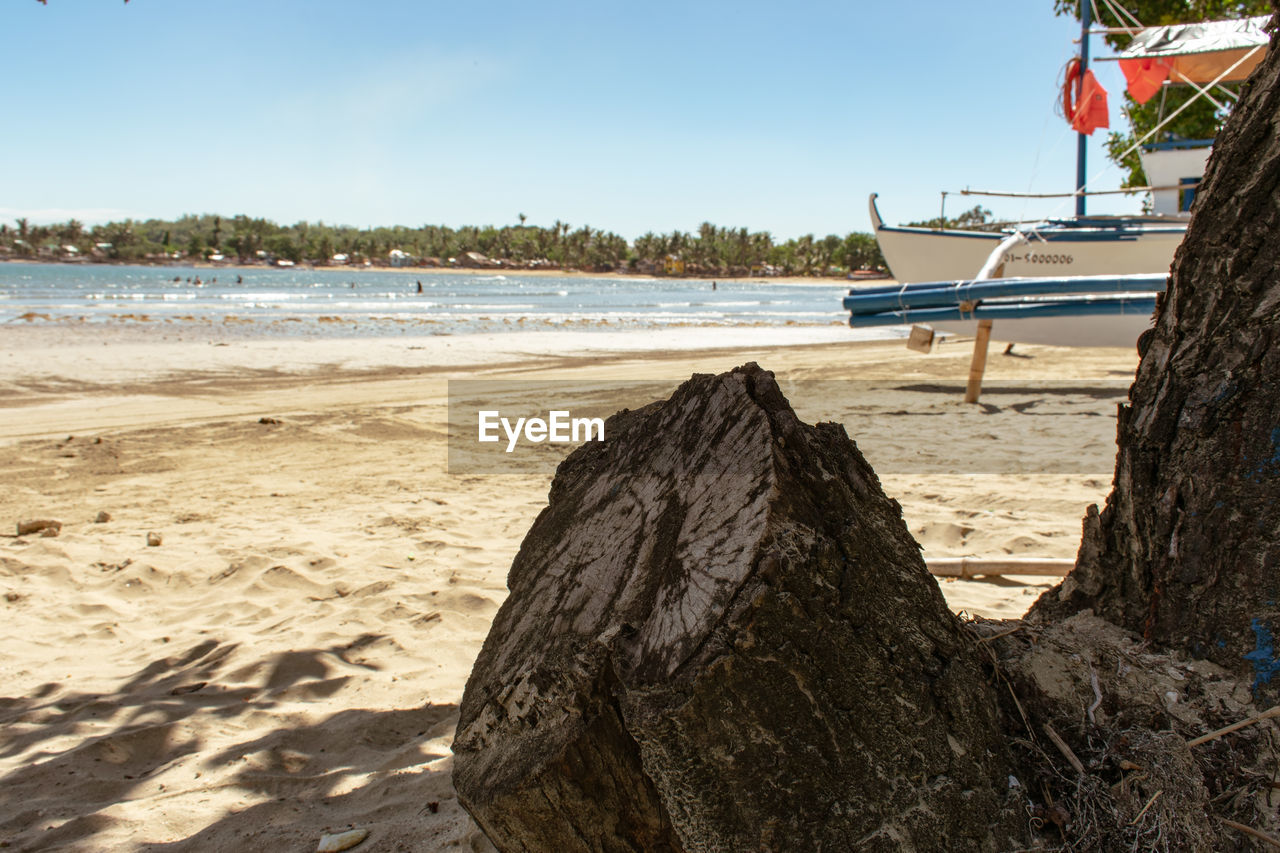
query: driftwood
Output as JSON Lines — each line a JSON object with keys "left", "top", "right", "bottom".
{"left": 15, "top": 519, "right": 61, "bottom": 537}
{"left": 453, "top": 363, "right": 1023, "bottom": 852}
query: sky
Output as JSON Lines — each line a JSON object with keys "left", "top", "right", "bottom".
{"left": 2, "top": 0, "right": 1150, "bottom": 240}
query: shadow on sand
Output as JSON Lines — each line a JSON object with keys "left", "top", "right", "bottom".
{"left": 0, "top": 637, "right": 483, "bottom": 851}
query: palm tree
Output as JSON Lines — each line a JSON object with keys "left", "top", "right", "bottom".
{"left": 795, "top": 234, "right": 815, "bottom": 276}
{"left": 60, "top": 219, "right": 84, "bottom": 245}
{"left": 816, "top": 234, "right": 842, "bottom": 275}
{"left": 633, "top": 232, "right": 661, "bottom": 266}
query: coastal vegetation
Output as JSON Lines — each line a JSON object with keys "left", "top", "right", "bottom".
{"left": 0, "top": 214, "right": 886, "bottom": 278}
{"left": 906, "top": 204, "right": 997, "bottom": 231}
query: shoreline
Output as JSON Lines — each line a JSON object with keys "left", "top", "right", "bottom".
{"left": 0, "top": 325, "right": 878, "bottom": 393}
{"left": 0, "top": 256, "right": 886, "bottom": 288}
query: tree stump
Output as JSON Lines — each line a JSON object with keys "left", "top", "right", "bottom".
{"left": 1034, "top": 11, "right": 1280, "bottom": 691}
{"left": 453, "top": 364, "right": 1021, "bottom": 852}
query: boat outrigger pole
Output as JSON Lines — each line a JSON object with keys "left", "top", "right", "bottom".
{"left": 1076, "top": 0, "right": 1093, "bottom": 216}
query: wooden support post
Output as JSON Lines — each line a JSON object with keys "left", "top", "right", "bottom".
{"left": 964, "top": 319, "right": 994, "bottom": 403}
{"left": 926, "top": 557, "right": 1074, "bottom": 578}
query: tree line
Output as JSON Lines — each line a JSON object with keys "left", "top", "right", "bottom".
{"left": 0, "top": 214, "right": 886, "bottom": 278}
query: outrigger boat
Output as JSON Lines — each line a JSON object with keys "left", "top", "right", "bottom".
{"left": 851, "top": 10, "right": 1270, "bottom": 347}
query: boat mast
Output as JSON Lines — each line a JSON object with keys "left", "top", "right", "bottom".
{"left": 1075, "top": 0, "right": 1093, "bottom": 216}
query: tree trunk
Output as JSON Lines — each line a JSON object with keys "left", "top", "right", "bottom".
{"left": 452, "top": 364, "right": 1023, "bottom": 852}
{"left": 1034, "top": 9, "right": 1280, "bottom": 690}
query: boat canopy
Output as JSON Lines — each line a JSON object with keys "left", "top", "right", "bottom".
{"left": 1102, "top": 15, "right": 1270, "bottom": 84}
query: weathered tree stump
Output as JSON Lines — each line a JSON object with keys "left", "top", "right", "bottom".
{"left": 1034, "top": 10, "right": 1280, "bottom": 691}
{"left": 453, "top": 364, "right": 1021, "bottom": 852}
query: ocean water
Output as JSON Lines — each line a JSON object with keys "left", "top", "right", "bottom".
{"left": 0, "top": 263, "right": 848, "bottom": 337}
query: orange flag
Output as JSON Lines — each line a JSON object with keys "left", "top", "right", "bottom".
{"left": 1071, "top": 69, "right": 1110, "bottom": 135}
{"left": 1119, "top": 57, "right": 1173, "bottom": 104}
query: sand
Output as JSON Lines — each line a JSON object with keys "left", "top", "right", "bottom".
{"left": 0, "top": 321, "right": 1137, "bottom": 851}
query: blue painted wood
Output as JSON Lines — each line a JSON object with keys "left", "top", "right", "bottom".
{"left": 844, "top": 273, "right": 1166, "bottom": 316}
{"left": 1143, "top": 138, "right": 1214, "bottom": 151}
{"left": 846, "top": 293, "right": 1158, "bottom": 328}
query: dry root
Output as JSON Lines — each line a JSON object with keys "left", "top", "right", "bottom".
{"left": 968, "top": 612, "right": 1280, "bottom": 851}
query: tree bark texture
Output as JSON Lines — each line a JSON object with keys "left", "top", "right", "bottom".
{"left": 1035, "top": 10, "right": 1280, "bottom": 690}
{"left": 452, "top": 364, "right": 1021, "bottom": 852}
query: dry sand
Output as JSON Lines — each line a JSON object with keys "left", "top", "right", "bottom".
{"left": 0, "top": 322, "right": 1137, "bottom": 851}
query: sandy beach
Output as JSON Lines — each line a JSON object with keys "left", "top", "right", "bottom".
{"left": 0, "top": 322, "right": 1137, "bottom": 851}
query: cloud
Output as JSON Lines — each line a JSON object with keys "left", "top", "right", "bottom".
{"left": 0, "top": 207, "right": 132, "bottom": 225}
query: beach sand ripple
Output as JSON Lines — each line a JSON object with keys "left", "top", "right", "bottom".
{"left": 0, "top": 328, "right": 1134, "bottom": 850}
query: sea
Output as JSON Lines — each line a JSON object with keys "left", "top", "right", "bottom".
{"left": 0, "top": 263, "right": 854, "bottom": 338}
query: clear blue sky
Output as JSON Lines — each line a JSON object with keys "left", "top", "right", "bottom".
{"left": 2, "top": 0, "right": 1144, "bottom": 240}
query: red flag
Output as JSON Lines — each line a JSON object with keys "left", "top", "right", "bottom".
{"left": 1119, "top": 57, "right": 1172, "bottom": 104}
{"left": 1071, "top": 69, "right": 1110, "bottom": 136}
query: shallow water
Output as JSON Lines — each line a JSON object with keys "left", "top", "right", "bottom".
{"left": 0, "top": 263, "right": 848, "bottom": 337}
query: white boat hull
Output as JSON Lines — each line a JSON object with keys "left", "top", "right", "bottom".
{"left": 861, "top": 197, "right": 1169, "bottom": 346}
{"left": 846, "top": 289, "right": 1158, "bottom": 347}
{"left": 869, "top": 195, "right": 1186, "bottom": 284}
{"left": 931, "top": 311, "right": 1152, "bottom": 348}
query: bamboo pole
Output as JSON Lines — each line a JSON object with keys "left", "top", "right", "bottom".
{"left": 964, "top": 319, "right": 994, "bottom": 403}
{"left": 926, "top": 557, "right": 1074, "bottom": 579}
{"left": 954, "top": 182, "right": 1200, "bottom": 200}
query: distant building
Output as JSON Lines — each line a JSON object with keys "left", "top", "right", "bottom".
{"left": 388, "top": 249, "right": 414, "bottom": 267}
{"left": 331, "top": 253, "right": 349, "bottom": 265}
{"left": 663, "top": 255, "right": 685, "bottom": 275}
{"left": 459, "top": 251, "right": 499, "bottom": 268}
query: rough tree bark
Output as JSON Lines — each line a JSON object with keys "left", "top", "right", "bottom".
{"left": 452, "top": 364, "right": 1022, "bottom": 852}
{"left": 1034, "top": 9, "right": 1280, "bottom": 688}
